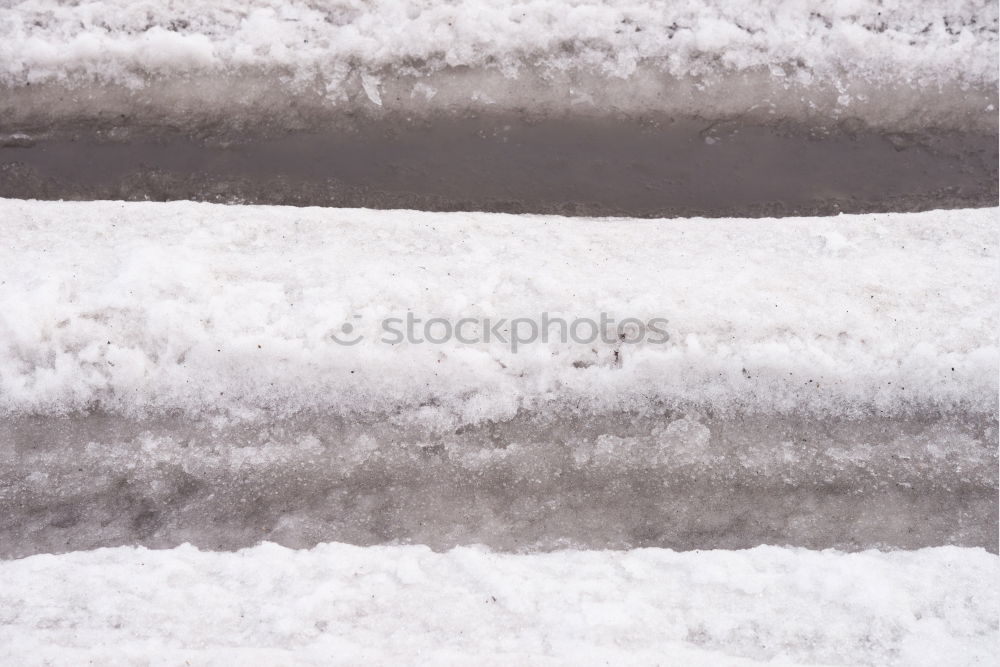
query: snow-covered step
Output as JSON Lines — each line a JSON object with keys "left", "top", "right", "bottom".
{"left": 0, "top": 542, "right": 996, "bottom": 666}
{"left": 0, "top": 199, "right": 996, "bottom": 555}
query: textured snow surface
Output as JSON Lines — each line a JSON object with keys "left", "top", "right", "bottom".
{"left": 0, "top": 0, "right": 995, "bottom": 88}
{"left": 0, "top": 543, "right": 996, "bottom": 666}
{"left": 0, "top": 199, "right": 996, "bottom": 422}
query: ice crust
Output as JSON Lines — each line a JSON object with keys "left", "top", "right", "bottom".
{"left": 0, "top": 199, "right": 995, "bottom": 424}
{"left": 0, "top": 542, "right": 996, "bottom": 666}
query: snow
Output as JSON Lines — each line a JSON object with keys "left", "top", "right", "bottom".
{"left": 0, "top": 199, "right": 995, "bottom": 424}
{"left": 0, "top": 542, "right": 995, "bottom": 666}
{"left": 0, "top": 1, "right": 996, "bottom": 131}
{"left": 0, "top": 1, "right": 994, "bottom": 88}
{"left": 0, "top": 199, "right": 994, "bottom": 554}
{"left": 0, "top": 6, "right": 994, "bottom": 658}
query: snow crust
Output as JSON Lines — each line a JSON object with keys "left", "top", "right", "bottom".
{"left": 0, "top": 199, "right": 995, "bottom": 423}
{"left": 1, "top": 1, "right": 995, "bottom": 89}
{"left": 0, "top": 542, "right": 996, "bottom": 666}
